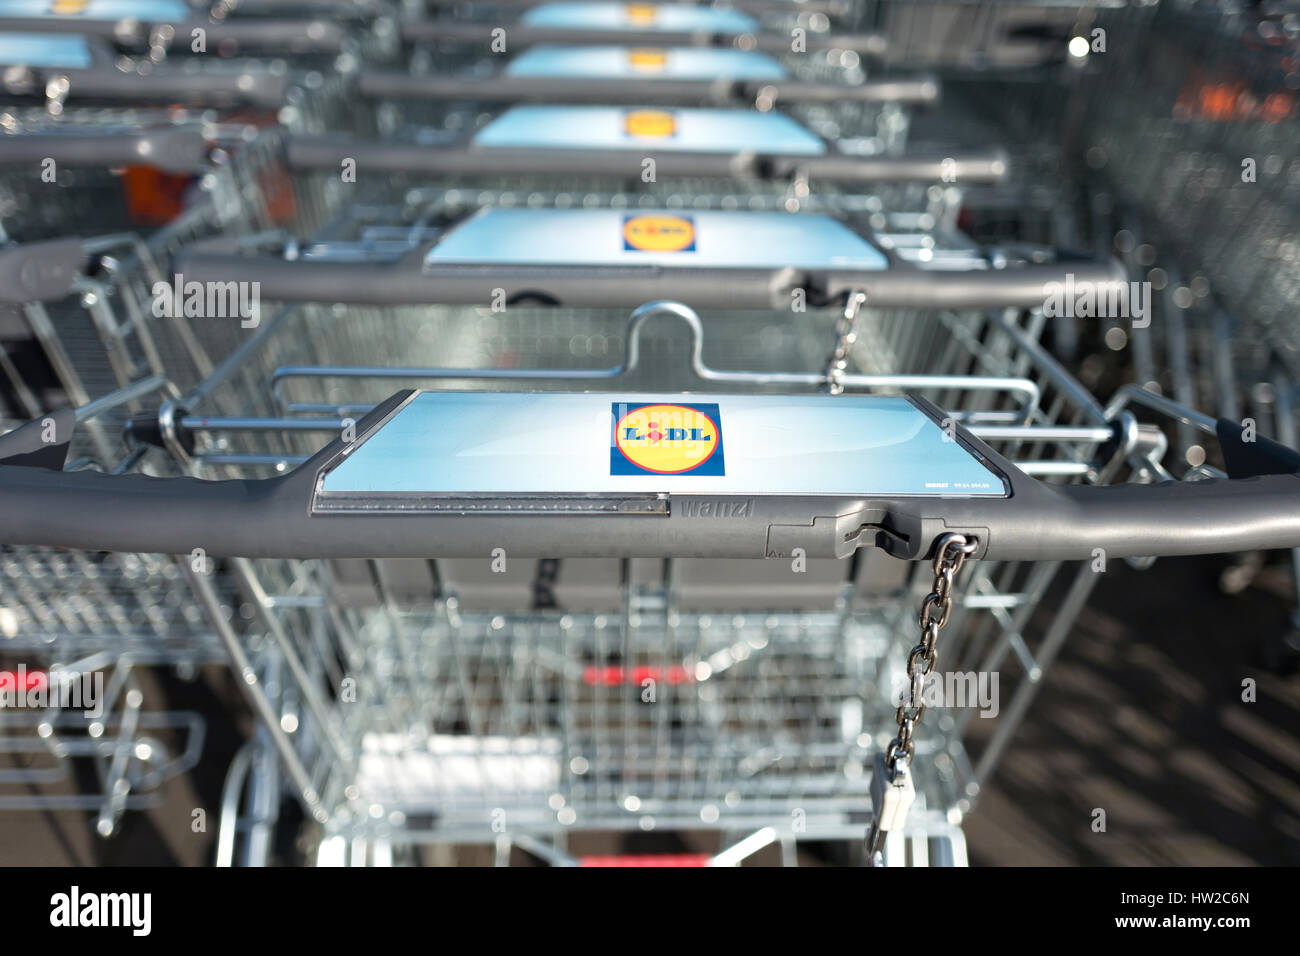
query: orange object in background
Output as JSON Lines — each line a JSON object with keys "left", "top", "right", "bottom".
{"left": 120, "top": 108, "right": 297, "bottom": 227}
{"left": 122, "top": 165, "right": 191, "bottom": 226}
{"left": 122, "top": 158, "right": 297, "bottom": 227}
{"left": 1174, "top": 74, "right": 1298, "bottom": 122}
{"left": 254, "top": 159, "right": 300, "bottom": 226}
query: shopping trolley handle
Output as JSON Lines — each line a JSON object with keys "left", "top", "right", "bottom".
{"left": 18, "top": 66, "right": 293, "bottom": 109}
{"left": 171, "top": 244, "right": 1124, "bottom": 311}
{"left": 0, "top": 14, "right": 346, "bottom": 54}
{"left": 0, "top": 237, "right": 88, "bottom": 304}
{"left": 283, "top": 135, "right": 1004, "bottom": 184}
{"left": 355, "top": 71, "right": 934, "bottom": 106}
{"left": 0, "top": 125, "right": 210, "bottom": 175}
{"left": 398, "top": 21, "right": 891, "bottom": 57}
{"left": 883, "top": 407, "right": 1300, "bottom": 563}
{"left": 415, "top": 0, "right": 854, "bottom": 13}
{"left": 1, "top": 392, "right": 1299, "bottom": 564}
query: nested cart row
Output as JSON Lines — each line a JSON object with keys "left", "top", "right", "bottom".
{"left": 0, "top": 0, "right": 1296, "bottom": 866}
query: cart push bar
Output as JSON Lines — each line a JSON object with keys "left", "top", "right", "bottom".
{"left": 0, "top": 15, "right": 348, "bottom": 56}
{"left": 397, "top": 19, "right": 890, "bottom": 57}
{"left": 0, "top": 56, "right": 931, "bottom": 113}
{"left": 356, "top": 69, "right": 938, "bottom": 106}
{"left": 413, "top": 0, "right": 856, "bottom": 15}
{"left": 0, "top": 58, "right": 292, "bottom": 109}
{"left": 3, "top": 209, "right": 1110, "bottom": 307}
{"left": 1, "top": 389, "right": 1298, "bottom": 564}
{"left": 170, "top": 249, "right": 1125, "bottom": 310}
{"left": 0, "top": 34, "right": 931, "bottom": 111}
{"left": 283, "top": 134, "right": 1004, "bottom": 182}
{"left": 0, "top": 27, "right": 296, "bottom": 109}
{"left": 0, "top": 125, "right": 212, "bottom": 175}
{"left": 170, "top": 202, "right": 1122, "bottom": 311}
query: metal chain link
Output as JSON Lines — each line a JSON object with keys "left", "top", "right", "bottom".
{"left": 822, "top": 290, "right": 867, "bottom": 395}
{"left": 885, "top": 533, "right": 978, "bottom": 767}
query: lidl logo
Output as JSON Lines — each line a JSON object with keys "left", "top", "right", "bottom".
{"left": 627, "top": 48, "right": 667, "bottom": 72}
{"left": 50, "top": 0, "right": 90, "bottom": 13}
{"left": 623, "top": 214, "right": 695, "bottom": 253}
{"left": 611, "top": 402, "right": 724, "bottom": 476}
{"left": 624, "top": 4, "right": 660, "bottom": 26}
{"left": 624, "top": 109, "right": 676, "bottom": 139}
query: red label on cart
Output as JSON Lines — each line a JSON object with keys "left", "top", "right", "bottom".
{"left": 612, "top": 402, "right": 724, "bottom": 476}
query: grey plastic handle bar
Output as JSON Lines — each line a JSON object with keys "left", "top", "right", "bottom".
{"left": 356, "top": 71, "right": 938, "bottom": 105}
{"left": 156, "top": 20, "right": 348, "bottom": 54}
{"left": 284, "top": 135, "right": 1005, "bottom": 183}
{"left": 0, "top": 238, "right": 88, "bottom": 303}
{"left": 0, "top": 16, "right": 346, "bottom": 52}
{"left": 415, "top": 0, "right": 853, "bottom": 12}
{"left": 1, "top": 393, "right": 1298, "bottom": 563}
{"left": 211, "top": 0, "right": 385, "bottom": 10}
{"left": 9, "top": 67, "right": 290, "bottom": 108}
{"left": 397, "top": 20, "right": 890, "bottom": 55}
{"left": 0, "top": 126, "right": 209, "bottom": 175}
{"left": 171, "top": 246, "right": 1127, "bottom": 311}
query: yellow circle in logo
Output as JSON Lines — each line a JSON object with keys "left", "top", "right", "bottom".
{"left": 50, "top": 0, "right": 89, "bottom": 13}
{"left": 624, "top": 4, "right": 660, "bottom": 26}
{"left": 624, "top": 109, "right": 676, "bottom": 139}
{"left": 627, "top": 48, "right": 667, "bottom": 72}
{"left": 616, "top": 404, "right": 719, "bottom": 474}
{"left": 623, "top": 215, "right": 695, "bottom": 253}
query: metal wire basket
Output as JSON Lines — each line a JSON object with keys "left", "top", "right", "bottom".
{"left": 54, "top": 282, "right": 1197, "bottom": 865}
{"left": 1078, "top": 0, "right": 1300, "bottom": 383}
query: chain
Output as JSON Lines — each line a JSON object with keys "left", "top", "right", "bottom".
{"left": 822, "top": 290, "right": 867, "bottom": 395}
{"left": 885, "top": 533, "right": 978, "bottom": 767}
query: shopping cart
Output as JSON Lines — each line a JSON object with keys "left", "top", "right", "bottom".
{"left": 360, "top": 0, "right": 951, "bottom": 173}
{"left": 170, "top": 197, "right": 1126, "bottom": 315}
{"left": 0, "top": 21, "right": 1126, "bottom": 847}
{"left": 1075, "top": 0, "right": 1300, "bottom": 398}
{"left": 6, "top": 160, "right": 1291, "bottom": 861}
{"left": 0, "top": 5, "right": 1044, "bottom": 847}
{"left": 0, "top": 126, "right": 272, "bottom": 432}
{"left": 407, "top": 0, "right": 1136, "bottom": 68}
{"left": 0, "top": 27, "right": 310, "bottom": 113}
{"left": 278, "top": 2, "right": 1039, "bottom": 261}
{"left": 1067, "top": 0, "right": 1300, "bottom": 661}
{"left": 2, "top": 277, "right": 1298, "bottom": 864}
{"left": 0, "top": 374, "right": 215, "bottom": 837}
{"left": 4, "top": 0, "right": 1294, "bottom": 866}
{"left": 0, "top": 13, "right": 376, "bottom": 836}
{"left": 0, "top": 4, "right": 1022, "bottom": 424}
{"left": 0, "top": 20, "right": 352, "bottom": 422}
